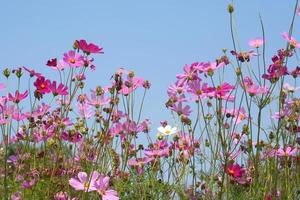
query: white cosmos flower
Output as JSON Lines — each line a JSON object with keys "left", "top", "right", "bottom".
{"left": 157, "top": 125, "right": 178, "bottom": 136}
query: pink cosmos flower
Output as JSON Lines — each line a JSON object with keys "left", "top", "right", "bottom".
{"left": 34, "top": 76, "right": 51, "bottom": 94}
{"left": 282, "top": 32, "right": 300, "bottom": 49}
{"left": 63, "top": 50, "right": 84, "bottom": 67}
{"left": 195, "top": 62, "right": 224, "bottom": 74}
{"left": 248, "top": 38, "right": 264, "bottom": 48}
{"left": 210, "top": 83, "right": 235, "bottom": 101}
{"left": 241, "top": 76, "right": 268, "bottom": 96}
{"left": 87, "top": 90, "right": 110, "bottom": 108}
{"left": 277, "top": 146, "right": 297, "bottom": 157}
{"left": 176, "top": 63, "right": 200, "bottom": 84}
{"left": 69, "top": 171, "right": 99, "bottom": 192}
{"left": 78, "top": 103, "right": 94, "bottom": 119}
{"left": 76, "top": 39, "right": 104, "bottom": 54}
{"left": 167, "top": 81, "right": 188, "bottom": 96}
{"left": 119, "top": 77, "right": 144, "bottom": 95}
{"left": 128, "top": 157, "right": 154, "bottom": 175}
{"left": 95, "top": 175, "right": 119, "bottom": 200}
{"left": 54, "top": 191, "right": 69, "bottom": 200}
{"left": 297, "top": 6, "right": 300, "bottom": 15}
{"left": 8, "top": 90, "right": 28, "bottom": 103}
{"left": 223, "top": 107, "right": 248, "bottom": 124}
{"left": 170, "top": 102, "right": 192, "bottom": 117}
{"left": 144, "top": 140, "right": 170, "bottom": 158}
{"left": 187, "top": 79, "right": 212, "bottom": 100}
{"left": 49, "top": 81, "right": 68, "bottom": 96}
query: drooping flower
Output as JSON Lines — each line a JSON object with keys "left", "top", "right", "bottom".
{"left": 76, "top": 39, "right": 104, "bottom": 54}
{"left": 157, "top": 125, "right": 178, "bottom": 136}
{"left": 8, "top": 90, "right": 28, "bottom": 103}
{"left": 282, "top": 32, "right": 300, "bottom": 49}
{"left": 49, "top": 81, "right": 68, "bottom": 96}
{"left": 87, "top": 90, "right": 110, "bottom": 108}
{"left": 248, "top": 38, "right": 264, "bottom": 48}
{"left": 119, "top": 76, "right": 144, "bottom": 95}
{"left": 69, "top": 171, "right": 99, "bottom": 192}
{"left": 277, "top": 146, "right": 297, "bottom": 157}
{"left": 23, "top": 66, "right": 43, "bottom": 78}
{"left": 95, "top": 175, "right": 119, "bottom": 200}
{"left": 262, "top": 51, "right": 288, "bottom": 82}
{"left": 34, "top": 76, "right": 51, "bottom": 94}
{"left": 63, "top": 50, "right": 84, "bottom": 67}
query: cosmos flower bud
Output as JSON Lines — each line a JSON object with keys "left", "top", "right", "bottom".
{"left": 3, "top": 68, "right": 10, "bottom": 78}
{"left": 228, "top": 4, "right": 234, "bottom": 13}
{"left": 235, "top": 67, "right": 241, "bottom": 76}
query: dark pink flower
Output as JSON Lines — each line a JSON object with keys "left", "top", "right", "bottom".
{"left": 46, "top": 58, "right": 57, "bottom": 67}
{"left": 8, "top": 90, "right": 28, "bottom": 103}
{"left": 226, "top": 163, "right": 245, "bottom": 178}
{"left": 34, "top": 77, "right": 51, "bottom": 94}
{"left": 76, "top": 39, "right": 104, "bottom": 54}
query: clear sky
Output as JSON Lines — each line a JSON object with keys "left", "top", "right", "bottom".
{"left": 0, "top": 1, "right": 299, "bottom": 128}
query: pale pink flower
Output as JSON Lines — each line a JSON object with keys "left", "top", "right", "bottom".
{"left": 69, "top": 171, "right": 99, "bottom": 192}
{"left": 277, "top": 146, "right": 297, "bottom": 157}
{"left": 282, "top": 32, "right": 300, "bottom": 49}
{"left": 95, "top": 175, "right": 119, "bottom": 200}
{"left": 297, "top": 6, "right": 300, "bottom": 16}
{"left": 248, "top": 38, "right": 264, "bottom": 48}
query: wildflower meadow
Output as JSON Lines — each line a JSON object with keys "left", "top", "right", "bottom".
{"left": 1, "top": 1, "right": 300, "bottom": 200}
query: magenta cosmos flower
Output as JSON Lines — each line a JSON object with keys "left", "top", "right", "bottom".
{"left": 76, "top": 39, "right": 104, "bottom": 54}
{"left": 69, "top": 171, "right": 99, "bottom": 192}
{"left": 282, "top": 32, "right": 300, "bottom": 49}
{"left": 248, "top": 38, "right": 264, "bottom": 48}
{"left": 63, "top": 50, "right": 84, "bottom": 67}
{"left": 34, "top": 76, "right": 51, "bottom": 94}
{"left": 49, "top": 81, "right": 68, "bottom": 96}
{"left": 8, "top": 90, "right": 28, "bottom": 103}
{"left": 95, "top": 175, "right": 119, "bottom": 200}
{"left": 277, "top": 146, "right": 297, "bottom": 157}
{"left": 226, "top": 163, "right": 245, "bottom": 178}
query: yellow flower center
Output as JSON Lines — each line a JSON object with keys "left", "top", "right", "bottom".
{"left": 165, "top": 130, "right": 171, "bottom": 135}
{"left": 70, "top": 58, "right": 76, "bottom": 64}
{"left": 84, "top": 182, "right": 90, "bottom": 188}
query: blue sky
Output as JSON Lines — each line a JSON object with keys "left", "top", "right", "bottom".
{"left": 0, "top": 1, "right": 299, "bottom": 128}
